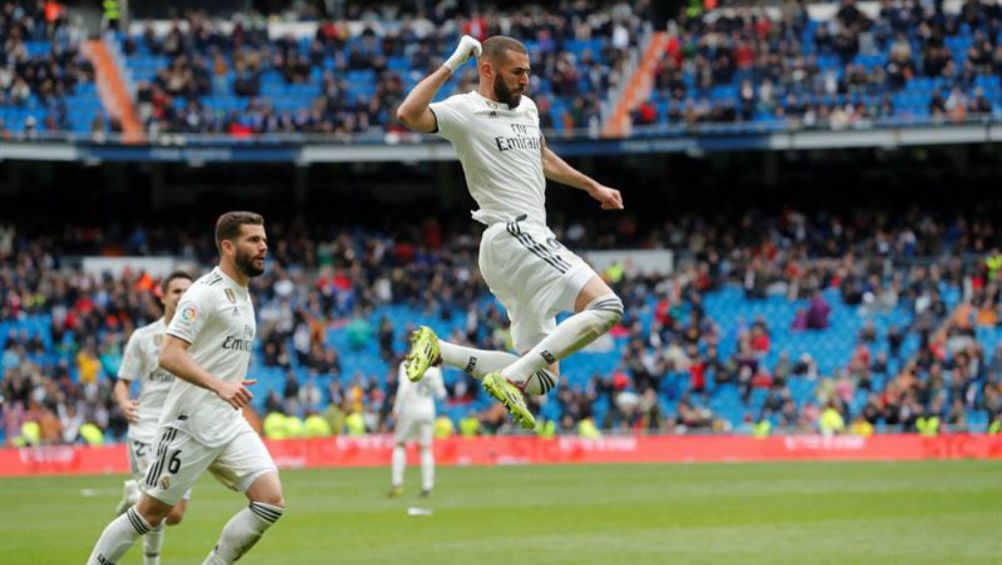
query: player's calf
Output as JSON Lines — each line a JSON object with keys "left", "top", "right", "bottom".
{"left": 203, "top": 474, "right": 285, "bottom": 565}
{"left": 503, "top": 294, "right": 623, "bottom": 391}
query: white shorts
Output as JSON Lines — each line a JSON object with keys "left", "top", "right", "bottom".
{"left": 140, "top": 426, "right": 277, "bottom": 506}
{"left": 394, "top": 416, "right": 434, "bottom": 447}
{"left": 479, "top": 217, "right": 595, "bottom": 353}
{"left": 129, "top": 434, "right": 192, "bottom": 501}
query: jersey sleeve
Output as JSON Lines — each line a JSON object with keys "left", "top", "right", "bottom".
{"left": 429, "top": 95, "right": 468, "bottom": 141}
{"left": 117, "top": 331, "right": 145, "bottom": 381}
{"left": 166, "top": 284, "right": 213, "bottom": 344}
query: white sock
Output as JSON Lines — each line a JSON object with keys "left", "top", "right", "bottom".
{"left": 143, "top": 523, "right": 164, "bottom": 565}
{"left": 439, "top": 340, "right": 559, "bottom": 394}
{"left": 202, "top": 502, "right": 283, "bottom": 565}
{"left": 391, "top": 444, "right": 406, "bottom": 487}
{"left": 420, "top": 446, "right": 434, "bottom": 492}
{"left": 502, "top": 294, "right": 623, "bottom": 390}
{"left": 88, "top": 507, "right": 152, "bottom": 565}
{"left": 438, "top": 341, "right": 517, "bottom": 379}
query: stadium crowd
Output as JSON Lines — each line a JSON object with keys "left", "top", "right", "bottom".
{"left": 1, "top": 206, "right": 1000, "bottom": 445}
{"left": 641, "top": 0, "right": 1002, "bottom": 128}
{"left": 124, "top": 1, "right": 651, "bottom": 136}
{"left": 0, "top": 0, "right": 98, "bottom": 136}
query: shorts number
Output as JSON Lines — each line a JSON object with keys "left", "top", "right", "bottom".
{"left": 133, "top": 441, "right": 149, "bottom": 458}
{"left": 167, "top": 451, "right": 182, "bottom": 474}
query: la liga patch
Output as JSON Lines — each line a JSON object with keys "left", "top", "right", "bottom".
{"left": 180, "top": 304, "right": 198, "bottom": 323}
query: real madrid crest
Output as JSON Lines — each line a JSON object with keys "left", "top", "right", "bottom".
{"left": 224, "top": 288, "right": 237, "bottom": 304}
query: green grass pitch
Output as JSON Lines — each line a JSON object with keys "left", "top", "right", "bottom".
{"left": 1, "top": 460, "right": 999, "bottom": 564}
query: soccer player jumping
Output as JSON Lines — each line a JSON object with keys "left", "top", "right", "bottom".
{"left": 396, "top": 35, "right": 624, "bottom": 429}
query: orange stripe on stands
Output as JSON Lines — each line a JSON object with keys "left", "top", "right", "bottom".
{"left": 602, "top": 31, "right": 668, "bottom": 139}
{"left": 86, "top": 39, "right": 144, "bottom": 143}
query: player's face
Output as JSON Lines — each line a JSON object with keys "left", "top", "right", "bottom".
{"left": 492, "top": 50, "right": 531, "bottom": 107}
{"left": 162, "top": 277, "right": 191, "bottom": 313}
{"left": 232, "top": 224, "right": 268, "bottom": 278}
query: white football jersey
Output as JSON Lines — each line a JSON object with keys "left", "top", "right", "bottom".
{"left": 394, "top": 363, "right": 446, "bottom": 422}
{"left": 161, "top": 267, "right": 256, "bottom": 447}
{"left": 430, "top": 91, "right": 547, "bottom": 226}
{"left": 117, "top": 318, "right": 175, "bottom": 444}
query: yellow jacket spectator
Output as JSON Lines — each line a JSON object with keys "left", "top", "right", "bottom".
{"left": 536, "top": 419, "right": 556, "bottom": 439}
{"left": 325, "top": 402, "right": 346, "bottom": 435}
{"left": 850, "top": 418, "right": 874, "bottom": 437}
{"left": 284, "top": 416, "right": 305, "bottom": 438}
{"left": 263, "top": 412, "right": 287, "bottom": 440}
{"left": 752, "top": 419, "right": 771, "bottom": 438}
{"left": 345, "top": 411, "right": 366, "bottom": 436}
{"left": 77, "top": 349, "right": 101, "bottom": 385}
{"left": 304, "top": 414, "right": 332, "bottom": 438}
{"left": 79, "top": 422, "right": 103, "bottom": 446}
{"left": 819, "top": 405, "right": 845, "bottom": 436}
{"left": 20, "top": 420, "right": 41, "bottom": 446}
{"left": 578, "top": 417, "right": 602, "bottom": 439}
{"left": 916, "top": 416, "right": 940, "bottom": 437}
{"left": 434, "top": 415, "right": 455, "bottom": 439}
{"left": 459, "top": 414, "right": 480, "bottom": 437}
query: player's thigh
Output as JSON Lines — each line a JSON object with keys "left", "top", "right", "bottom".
{"left": 394, "top": 417, "right": 418, "bottom": 444}
{"left": 506, "top": 223, "right": 594, "bottom": 319}
{"left": 209, "top": 428, "right": 280, "bottom": 498}
{"left": 478, "top": 223, "right": 520, "bottom": 309}
{"left": 142, "top": 427, "right": 218, "bottom": 507}
{"left": 418, "top": 420, "right": 434, "bottom": 448}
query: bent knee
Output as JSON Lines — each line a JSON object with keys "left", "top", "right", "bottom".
{"left": 255, "top": 494, "right": 285, "bottom": 509}
{"left": 588, "top": 294, "right": 624, "bottom": 327}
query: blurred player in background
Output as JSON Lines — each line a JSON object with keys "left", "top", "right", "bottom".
{"left": 389, "top": 360, "right": 446, "bottom": 498}
{"left": 397, "top": 35, "right": 624, "bottom": 429}
{"left": 88, "top": 212, "right": 284, "bottom": 565}
{"left": 112, "top": 270, "right": 193, "bottom": 565}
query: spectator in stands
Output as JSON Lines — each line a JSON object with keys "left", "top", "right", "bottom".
{"left": 806, "top": 290, "right": 832, "bottom": 330}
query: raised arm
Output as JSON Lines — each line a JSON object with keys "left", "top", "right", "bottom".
{"left": 396, "top": 35, "right": 482, "bottom": 133}
{"left": 541, "top": 139, "right": 624, "bottom": 210}
{"left": 159, "top": 335, "right": 253, "bottom": 409}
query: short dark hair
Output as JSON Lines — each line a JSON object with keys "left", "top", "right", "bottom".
{"left": 215, "top": 211, "right": 264, "bottom": 252}
{"left": 161, "top": 270, "right": 193, "bottom": 295}
{"left": 481, "top": 36, "right": 528, "bottom": 63}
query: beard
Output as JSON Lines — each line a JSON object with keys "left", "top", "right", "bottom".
{"left": 493, "top": 78, "right": 523, "bottom": 108}
{"left": 235, "top": 248, "right": 265, "bottom": 278}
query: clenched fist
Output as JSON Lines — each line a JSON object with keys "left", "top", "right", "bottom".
{"left": 443, "top": 35, "right": 483, "bottom": 73}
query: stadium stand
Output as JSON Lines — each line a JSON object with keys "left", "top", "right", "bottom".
{"left": 117, "top": 2, "right": 650, "bottom": 136}
{"left": 1, "top": 208, "right": 1000, "bottom": 445}
{"left": 640, "top": 0, "right": 1002, "bottom": 130}
{"left": 0, "top": 1, "right": 104, "bottom": 137}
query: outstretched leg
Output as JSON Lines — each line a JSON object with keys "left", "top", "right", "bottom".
{"left": 405, "top": 328, "right": 559, "bottom": 390}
